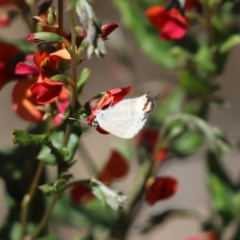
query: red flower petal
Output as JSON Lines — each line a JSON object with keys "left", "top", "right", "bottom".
{"left": 145, "top": 176, "right": 178, "bottom": 205}
{"left": 146, "top": 6, "right": 167, "bottom": 29}
{"left": 33, "top": 51, "right": 63, "bottom": 79}
{"left": 101, "top": 23, "right": 118, "bottom": 40}
{"left": 30, "top": 80, "right": 64, "bottom": 104}
{"left": 185, "top": 0, "right": 202, "bottom": 13}
{"left": 87, "top": 86, "right": 132, "bottom": 134}
{"left": 70, "top": 184, "right": 93, "bottom": 204}
{"left": 156, "top": 149, "right": 168, "bottom": 162}
{"left": 0, "top": 43, "right": 20, "bottom": 90}
{"left": 136, "top": 129, "right": 160, "bottom": 152}
{"left": 12, "top": 78, "right": 44, "bottom": 122}
{"left": 98, "top": 150, "right": 129, "bottom": 183}
{"left": 160, "top": 18, "right": 187, "bottom": 40}
{"left": 15, "top": 62, "right": 39, "bottom": 75}
{"left": 146, "top": 5, "right": 188, "bottom": 40}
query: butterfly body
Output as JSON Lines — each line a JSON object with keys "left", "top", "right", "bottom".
{"left": 93, "top": 94, "right": 156, "bottom": 138}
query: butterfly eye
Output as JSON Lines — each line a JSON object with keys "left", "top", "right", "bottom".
{"left": 92, "top": 119, "right": 99, "bottom": 128}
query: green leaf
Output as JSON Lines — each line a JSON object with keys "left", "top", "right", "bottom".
{"left": 194, "top": 44, "right": 216, "bottom": 72}
{"left": 113, "top": 0, "right": 176, "bottom": 68}
{"left": 171, "top": 130, "right": 204, "bottom": 156}
{"left": 51, "top": 195, "right": 117, "bottom": 228}
{"left": 29, "top": 32, "right": 69, "bottom": 45}
{"left": 37, "top": 145, "right": 56, "bottom": 165}
{"left": 39, "top": 183, "right": 56, "bottom": 195}
{"left": 220, "top": 35, "right": 240, "bottom": 53}
{"left": 77, "top": 68, "right": 90, "bottom": 94}
{"left": 153, "top": 87, "right": 185, "bottom": 123}
{"left": 12, "top": 129, "right": 48, "bottom": 145}
{"left": 178, "top": 71, "right": 211, "bottom": 96}
{"left": 50, "top": 123, "right": 81, "bottom": 162}
{"left": 161, "top": 113, "right": 231, "bottom": 154}
{"left": 206, "top": 151, "right": 234, "bottom": 190}
{"left": 90, "top": 179, "right": 127, "bottom": 210}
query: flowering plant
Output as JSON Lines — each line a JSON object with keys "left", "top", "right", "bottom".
{"left": 0, "top": 0, "right": 239, "bottom": 239}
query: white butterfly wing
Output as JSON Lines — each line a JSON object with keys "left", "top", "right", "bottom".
{"left": 95, "top": 95, "right": 151, "bottom": 138}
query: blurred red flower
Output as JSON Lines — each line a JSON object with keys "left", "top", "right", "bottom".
{"left": 0, "top": 43, "right": 22, "bottom": 90}
{"left": 185, "top": 0, "right": 202, "bottom": 12}
{"left": 101, "top": 23, "right": 118, "bottom": 40}
{"left": 87, "top": 86, "right": 132, "bottom": 134}
{"left": 136, "top": 129, "right": 168, "bottom": 162}
{"left": 71, "top": 150, "right": 129, "bottom": 204}
{"left": 12, "top": 77, "right": 44, "bottom": 122}
{"left": 146, "top": 5, "right": 188, "bottom": 40}
{"left": 145, "top": 176, "right": 178, "bottom": 205}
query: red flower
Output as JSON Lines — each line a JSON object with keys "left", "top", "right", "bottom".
{"left": 146, "top": 5, "right": 188, "bottom": 40}
{"left": 136, "top": 129, "right": 159, "bottom": 152}
{"left": 101, "top": 23, "right": 118, "bottom": 40}
{"left": 0, "top": 43, "right": 22, "bottom": 90}
{"left": 12, "top": 78, "right": 44, "bottom": 122}
{"left": 54, "top": 88, "right": 70, "bottom": 126}
{"left": 87, "top": 86, "right": 132, "bottom": 134}
{"left": 30, "top": 79, "right": 66, "bottom": 104}
{"left": 156, "top": 149, "right": 168, "bottom": 162}
{"left": 145, "top": 176, "right": 178, "bottom": 205}
{"left": 33, "top": 51, "right": 64, "bottom": 79}
{"left": 185, "top": 0, "right": 202, "bottom": 13}
{"left": 71, "top": 150, "right": 129, "bottom": 204}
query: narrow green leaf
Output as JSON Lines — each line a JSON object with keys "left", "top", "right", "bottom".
{"left": 77, "top": 68, "right": 90, "bottom": 94}
{"left": 12, "top": 129, "right": 48, "bottom": 145}
{"left": 220, "top": 35, "right": 240, "bottom": 53}
{"left": 178, "top": 71, "right": 211, "bottom": 96}
{"left": 206, "top": 151, "right": 234, "bottom": 190}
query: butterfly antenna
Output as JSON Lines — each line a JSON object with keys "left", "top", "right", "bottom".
{"left": 69, "top": 117, "right": 87, "bottom": 123}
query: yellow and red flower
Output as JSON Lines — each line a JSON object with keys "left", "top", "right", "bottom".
{"left": 146, "top": 5, "right": 188, "bottom": 40}
{"left": 15, "top": 49, "right": 71, "bottom": 105}
{"left": 86, "top": 86, "right": 132, "bottom": 134}
{"left": 12, "top": 77, "right": 44, "bottom": 122}
{"left": 145, "top": 176, "right": 178, "bottom": 205}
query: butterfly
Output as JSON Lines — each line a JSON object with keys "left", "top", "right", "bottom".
{"left": 91, "top": 93, "right": 156, "bottom": 139}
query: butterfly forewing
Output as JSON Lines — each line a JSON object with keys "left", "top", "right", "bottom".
{"left": 95, "top": 95, "right": 154, "bottom": 138}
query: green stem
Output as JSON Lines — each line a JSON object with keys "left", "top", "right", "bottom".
{"left": 30, "top": 194, "right": 59, "bottom": 240}
{"left": 20, "top": 162, "right": 44, "bottom": 240}
{"left": 62, "top": 9, "right": 78, "bottom": 149}
{"left": 31, "top": 8, "right": 79, "bottom": 239}
{"left": 57, "top": 0, "right": 64, "bottom": 49}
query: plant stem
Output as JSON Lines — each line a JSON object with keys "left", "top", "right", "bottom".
{"left": 30, "top": 194, "right": 59, "bottom": 240}
{"left": 58, "top": 0, "right": 64, "bottom": 49}
{"left": 62, "top": 9, "right": 78, "bottom": 148}
{"left": 20, "top": 161, "right": 44, "bottom": 240}
{"left": 31, "top": 8, "right": 79, "bottom": 239}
